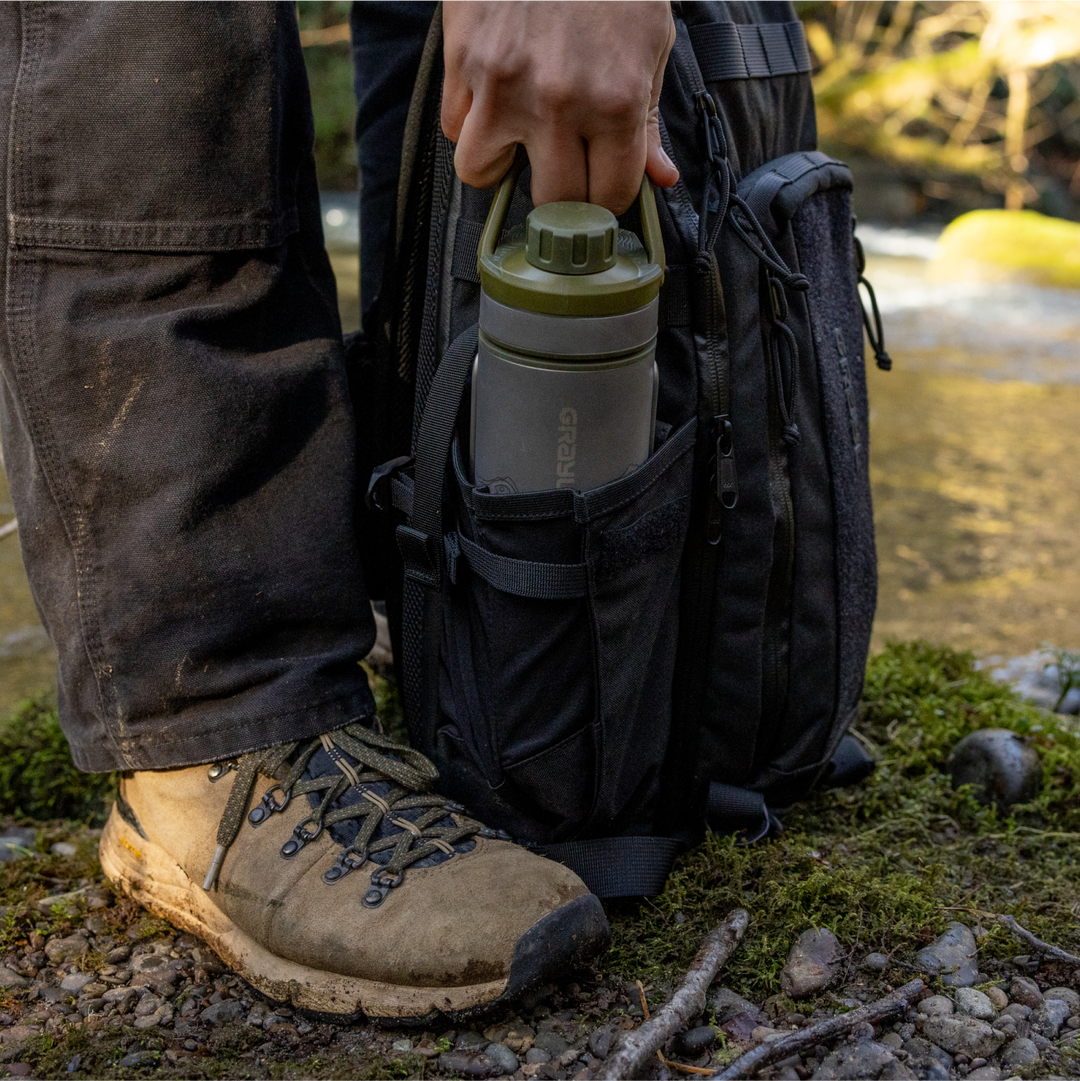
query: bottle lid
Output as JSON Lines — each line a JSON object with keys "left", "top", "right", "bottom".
{"left": 478, "top": 174, "right": 665, "bottom": 317}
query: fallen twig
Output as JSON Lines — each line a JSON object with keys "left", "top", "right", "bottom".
{"left": 0, "top": 517, "right": 18, "bottom": 541}
{"left": 599, "top": 909, "right": 749, "bottom": 1081}
{"left": 998, "top": 914, "right": 1080, "bottom": 966}
{"left": 711, "top": 978, "right": 924, "bottom": 1081}
{"left": 633, "top": 979, "right": 714, "bottom": 1076}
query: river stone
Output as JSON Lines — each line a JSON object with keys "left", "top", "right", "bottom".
{"left": 1046, "top": 987, "right": 1080, "bottom": 1011}
{"left": 1001, "top": 1036, "right": 1039, "bottom": 1068}
{"left": 986, "top": 986, "right": 1008, "bottom": 1011}
{"left": 879, "top": 1061, "right": 917, "bottom": 1081}
{"left": 675, "top": 1025, "right": 718, "bottom": 1058}
{"left": 1030, "top": 998, "right": 1071, "bottom": 1036}
{"left": 118, "top": 1051, "right": 158, "bottom": 1068}
{"left": 710, "top": 986, "right": 758, "bottom": 1024}
{"left": 918, "top": 995, "right": 955, "bottom": 1018}
{"left": 201, "top": 998, "right": 244, "bottom": 1025}
{"left": 966, "top": 1069, "right": 1002, "bottom": 1081}
{"left": 59, "top": 972, "right": 96, "bottom": 994}
{"left": 437, "top": 1050, "right": 491, "bottom": 1078}
{"left": 811, "top": 1037, "right": 896, "bottom": 1079}
{"left": 532, "top": 1031, "right": 568, "bottom": 1055}
{"left": 863, "top": 952, "right": 890, "bottom": 972}
{"left": 915, "top": 922, "right": 978, "bottom": 987}
{"left": 484, "top": 1043, "right": 519, "bottom": 1074}
{"left": 919, "top": 1015, "right": 1005, "bottom": 1058}
{"left": 781, "top": 927, "right": 842, "bottom": 998}
{"left": 956, "top": 987, "right": 996, "bottom": 1021}
{"left": 1009, "top": 976, "right": 1044, "bottom": 1008}
{"left": 523, "top": 1047, "right": 551, "bottom": 1064}
{"left": 588, "top": 1026, "right": 617, "bottom": 1059}
{"left": 949, "top": 729, "right": 1041, "bottom": 810}
{"left": 0, "top": 828, "right": 36, "bottom": 861}
{"left": 1000, "top": 1002, "right": 1031, "bottom": 1021}
{"left": 44, "top": 933, "right": 89, "bottom": 963}
{"left": 0, "top": 967, "right": 29, "bottom": 989}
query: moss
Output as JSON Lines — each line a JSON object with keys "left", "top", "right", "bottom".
{"left": 934, "top": 210, "right": 1080, "bottom": 289}
{"left": 606, "top": 641, "right": 1080, "bottom": 1001}
{"left": 0, "top": 695, "right": 115, "bottom": 823}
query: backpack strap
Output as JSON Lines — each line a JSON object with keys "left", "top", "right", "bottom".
{"left": 688, "top": 19, "right": 811, "bottom": 82}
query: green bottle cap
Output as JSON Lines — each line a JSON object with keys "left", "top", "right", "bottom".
{"left": 525, "top": 203, "right": 617, "bottom": 275}
{"left": 478, "top": 171, "right": 665, "bottom": 318}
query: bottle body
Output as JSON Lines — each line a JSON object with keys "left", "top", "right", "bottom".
{"left": 471, "top": 294, "right": 659, "bottom": 494}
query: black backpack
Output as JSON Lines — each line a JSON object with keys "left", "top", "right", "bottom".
{"left": 354, "top": 0, "right": 891, "bottom": 899}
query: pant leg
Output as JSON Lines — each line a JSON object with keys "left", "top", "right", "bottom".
{"left": 0, "top": 1, "right": 376, "bottom": 772}
{"left": 350, "top": 1, "right": 437, "bottom": 319}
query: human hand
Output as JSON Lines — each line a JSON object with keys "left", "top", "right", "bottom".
{"left": 442, "top": 1, "right": 678, "bottom": 214}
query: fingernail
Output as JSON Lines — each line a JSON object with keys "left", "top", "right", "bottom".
{"left": 659, "top": 145, "right": 676, "bottom": 170}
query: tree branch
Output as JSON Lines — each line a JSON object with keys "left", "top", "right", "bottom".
{"left": 998, "top": 914, "right": 1080, "bottom": 966}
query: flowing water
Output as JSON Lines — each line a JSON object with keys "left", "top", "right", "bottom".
{"left": 1, "top": 213, "right": 1078, "bottom": 717}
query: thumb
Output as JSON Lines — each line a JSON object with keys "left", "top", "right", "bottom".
{"left": 644, "top": 107, "right": 679, "bottom": 188}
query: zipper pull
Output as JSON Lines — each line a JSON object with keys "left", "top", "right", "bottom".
{"left": 716, "top": 416, "right": 738, "bottom": 509}
{"left": 694, "top": 91, "right": 727, "bottom": 168}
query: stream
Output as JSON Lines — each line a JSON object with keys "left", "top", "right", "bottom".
{"left": 1, "top": 213, "right": 1077, "bottom": 717}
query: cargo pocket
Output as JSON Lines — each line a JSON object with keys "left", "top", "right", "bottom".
{"left": 439, "top": 419, "right": 696, "bottom": 842}
{"left": 8, "top": 3, "right": 306, "bottom": 252}
{"left": 732, "top": 151, "right": 877, "bottom": 800}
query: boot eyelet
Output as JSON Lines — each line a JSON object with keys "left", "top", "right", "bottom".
{"left": 280, "top": 817, "right": 323, "bottom": 858}
{"left": 361, "top": 868, "right": 403, "bottom": 909}
{"left": 249, "top": 784, "right": 291, "bottom": 825}
{"left": 323, "top": 846, "right": 367, "bottom": 884}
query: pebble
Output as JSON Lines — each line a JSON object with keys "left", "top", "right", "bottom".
{"left": 955, "top": 987, "right": 996, "bottom": 1022}
{"left": 863, "top": 952, "right": 890, "bottom": 971}
{"left": 915, "top": 923, "right": 979, "bottom": 987}
{"left": 587, "top": 1025, "right": 616, "bottom": 1060}
{"left": 918, "top": 995, "right": 955, "bottom": 1018}
{"left": 484, "top": 1042, "right": 520, "bottom": 1073}
{"left": 811, "top": 1037, "right": 896, "bottom": 1079}
{"left": 675, "top": 1025, "right": 717, "bottom": 1057}
{"left": 879, "top": 1061, "right": 918, "bottom": 1080}
{"left": 437, "top": 1051, "right": 491, "bottom": 1078}
{"left": 0, "top": 966, "right": 29, "bottom": 990}
{"left": 1030, "top": 998, "right": 1071, "bottom": 1036}
{"left": 919, "top": 1015, "right": 1006, "bottom": 1059}
{"left": 781, "top": 927, "right": 842, "bottom": 998}
{"left": 59, "top": 972, "right": 95, "bottom": 994}
{"left": 456, "top": 1031, "right": 487, "bottom": 1050}
{"left": 118, "top": 1051, "right": 158, "bottom": 1068}
{"left": 1045, "top": 986, "right": 1080, "bottom": 1011}
{"left": 966, "top": 1068, "right": 1002, "bottom": 1080}
{"left": 709, "top": 986, "right": 758, "bottom": 1024}
{"left": 49, "top": 842, "right": 77, "bottom": 858}
{"left": 44, "top": 934, "right": 88, "bottom": 963}
{"left": 999, "top": 1002, "right": 1030, "bottom": 1021}
{"left": 949, "top": 729, "right": 1042, "bottom": 809}
{"left": 985, "top": 987, "right": 1008, "bottom": 1011}
{"left": 1000, "top": 1035, "right": 1039, "bottom": 1067}
{"left": 533, "top": 1031, "right": 569, "bottom": 1055}
{"left": 201, "top": 998, "right": 244, "bottom": 1025}
{"left": 524, "top": 1047, "right": 552, "bottom": 1064}
{"left": 880, "top": 1032, "right": 904, "bottom": 1050}
{"left": 1008, "top": 976, "right": 1043, "bottom": 1008}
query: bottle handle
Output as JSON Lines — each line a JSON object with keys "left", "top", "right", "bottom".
{"left": 477, "top": 160, "right": 666, "bottom": 280}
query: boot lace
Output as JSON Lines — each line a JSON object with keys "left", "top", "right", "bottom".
{"left": 203, "top": 724, "right": 486, "bottom": 908}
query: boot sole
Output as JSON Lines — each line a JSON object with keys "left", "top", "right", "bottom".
{"left": 99, "top": 805, "right": 609, "bottom": 1023}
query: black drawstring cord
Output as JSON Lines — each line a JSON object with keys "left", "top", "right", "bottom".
{"left": 853, "top": 234, "right": 893, "bottom": 371}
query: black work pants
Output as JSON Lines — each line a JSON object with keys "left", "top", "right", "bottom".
{"left": 0, "top": 2, "right": 430, "bottom": 772}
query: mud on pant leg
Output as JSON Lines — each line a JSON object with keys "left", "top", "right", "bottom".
{"left": 0, "top": 2, "right": 376, "bottom": 772}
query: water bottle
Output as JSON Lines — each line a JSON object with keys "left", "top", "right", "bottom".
{"left": 471, "top": 172, "right": 665, "bottom": 494}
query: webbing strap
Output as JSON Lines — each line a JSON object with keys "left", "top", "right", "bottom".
{"left": 454, "top": 531, "right": 588, "bottom": 599}
{"left": 451, "top": 220, "right": 485, "bottom": 284}
{"left": 689, "top": 20, "right": 811, "bottom": 82}
{"left": 536, "top": 836, "right": 685, "bottom": 899}
{"left": 398, "top": 324, "right": 479, "bottom": 588}
{"left": 706, "top": 783, "right": 775, "bottom": 844}
{"left": 740, "top": 150, "right": 840, "bottom": 224}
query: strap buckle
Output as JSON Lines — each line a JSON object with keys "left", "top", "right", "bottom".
{"left": 397, "top": 524, "right": 440, "bottom": 589}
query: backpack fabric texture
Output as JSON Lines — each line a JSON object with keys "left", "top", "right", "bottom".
{"left": 356, "top": 0, "right": 882, "bottom": 898}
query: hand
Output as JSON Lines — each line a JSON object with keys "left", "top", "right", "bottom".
{"left": 442, "top": 1, "right": 678, "bottom": 214}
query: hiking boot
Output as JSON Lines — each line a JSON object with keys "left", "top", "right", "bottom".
{"left": 99, "top": 723, "right": 608, "bottom": 1022}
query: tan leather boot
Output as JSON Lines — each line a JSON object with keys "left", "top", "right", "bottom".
{"left": 99, "top": 724, "right": 608, "bottom": 1022}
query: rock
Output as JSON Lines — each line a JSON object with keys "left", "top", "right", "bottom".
{"left": 0, "top": 966, "right": 29, "bottom": 989}
{"left": 201, "top": 998, "right": 244, "bottom": 1025}
{"left": 524, "top": 1047, "right": 551, "bottom": 1064}
{"left": 966, "top": 1069, "right": 1002, "bottom": 1080}
{"left": 915, "top": 923, "right": 978, "bottom": 987}
{"left": 586, "top": 1026, "right": 614, "bottom": 1060}
{"left": 880, "top": 1032, "right": 904, "bottom": 1050}
{"left": 437, "top": 1050, "right": 492, "bottom": 1078}
{"left": 1009, "top": 976, "right": 1043, "bottom": 1008}
{"left": 532, "top": 1031, "right": 568, "bottom": 1055}
{"left": 919, "top": 1016, "right": 1005, "bottom": 1059}
{"left": 59, "top": 972, "right": 95, "bottom": 994}
{"left": 811, "top": 1037, "right": 896, "bottom": 1079}
{"left": 917, "top": 996, "right": 955, "bottom": 1018}
{"left": 879, "top": 1061, "right": 917, "bottom": 1080}
{"left": 102, "top": 987, "right": 137, "bottom": 1006}
{"left": 1030, "top": 998, "right": 1071, "bottom": 1036}
{"left": 781, "top": 928, "right": 842, "bottom": 998}
{"left": 118, "top": 1051, "right": 158, "bottom": 1068}
{"left": 955, "top": 988, "right": 996, "bottom": 1022}
{"left": 0, "top": 1026, "right": 41, "bottom": 1044}
{"left": 863, "top": 952, "right": 890, "bottom": 972}
{"left": 484, "top": 1043, "right": 519, "bottom": 1074}
{"left": 1046, "top": 987, "right": 1080, "bottom": 1011}
{"left": 44, "top": 933, "right": 89, "bottom": 963}
{"left": 1001, "top": 1036, "right": 1039, "bottom": 1068}
{"left": 50, "top": 842, "right": 77, "bottom": 858}
{"left": 0, "top": 828, "right": 37, "bottom": 861}
{"left": 134, "top": 993, "right": 163, "bottom": 1018}
{"left": 456, "top": 1031, "right": 488, "bottom": 1050}
{"left": 949, "top": 729, "right": 1042, "bottom": 810}
{"left": 1000, "top": 1002, "right": 1031, "bottom": 1021}
{"left": 710, "top": 986, "right": 758, "bottom": 1024}
{"left": 675, "top": 1026, "right": 717, "bottom": 1058}
{"left": 986, "top": 986, "right": 1008, "bottom": 1011}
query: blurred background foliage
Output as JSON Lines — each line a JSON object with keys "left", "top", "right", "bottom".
{"left": 298, "top": 1, "right": 1080, "bottom": 223}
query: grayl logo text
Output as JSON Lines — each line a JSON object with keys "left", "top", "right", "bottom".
{"left": 556, "top": 407, "right": 576, "bottom": 489}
